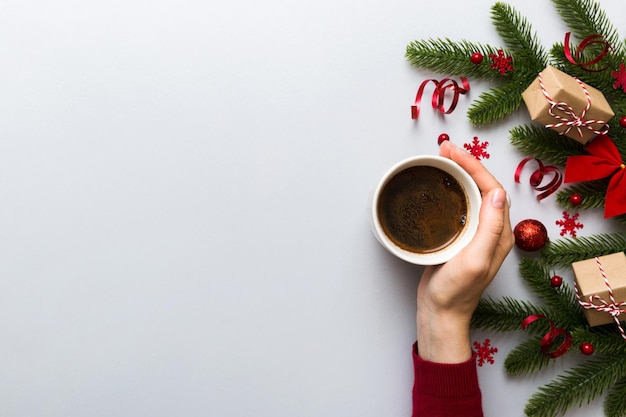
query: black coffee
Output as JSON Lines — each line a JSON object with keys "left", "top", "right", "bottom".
{"left": 377, "top": 165, "right": 468, "bottom": 253}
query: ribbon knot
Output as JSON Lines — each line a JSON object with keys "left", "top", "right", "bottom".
{"left": 564, "top": 135, "right": 626, "bottom": 218}
{"left": 575, "top": 256, "right": 626, "bottom": 340}
{"left": 586, "top": 295, "right": 626, "bottom": 318}
{"left": 538, "top": 72, "right": 609, "bottom": 139}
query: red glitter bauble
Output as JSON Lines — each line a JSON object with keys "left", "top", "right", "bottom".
{"left": 514, "top": 219, "right": 548, "bottom": 251}
{"left": 569, "top": 193, "right": 582, "bottom": 206}
{"left": 620, "top": 116, "right": 626, "bottom": 128}
{"left": 580, "top": 342, "right": 594, "bottom": 355}
{"left": 470, "top": 52, "right": 483, "bottom": 64}
{"left": 438, "top": 133, "right": 450, "bottom": 145}
{"left": 550, "top": 275, "right": 563, "bottom": 288}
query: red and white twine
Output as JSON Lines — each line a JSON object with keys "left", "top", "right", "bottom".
{"left": 575, "top": 256, "right": 626, "bottom": 340}
{"left": 538, "top": 73, "right": 609, "bottom": 139}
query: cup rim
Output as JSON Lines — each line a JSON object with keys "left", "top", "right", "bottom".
{"left": 371, "top": 155, "right": 482, "bottom": 265}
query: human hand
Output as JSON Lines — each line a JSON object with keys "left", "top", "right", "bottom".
{"left": 416, "top": 140, "right": 514, "bottom": 363}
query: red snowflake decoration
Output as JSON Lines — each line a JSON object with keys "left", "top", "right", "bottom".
{"left": 556, "top": 211, "right": 584, "bottom": 237}
{"left": 464, "top": 136, "right": 490, "bottom": 160}
{"left": 489, "top": 49, "right": 514, "bottom": 75}
{"left": 473, "top": 339, "right": 498, "bottom": 367}
{"left": 612, "top": 62, "right": 626, "bottom": 93}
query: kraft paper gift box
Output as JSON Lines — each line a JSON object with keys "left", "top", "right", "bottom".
{"left": 522, "top": 65, "right": 614, "bottom": 145}
{"left": 572, "top": 252, "right": 626, "bottom": 327}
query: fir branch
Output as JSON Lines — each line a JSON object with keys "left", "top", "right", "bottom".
{"left": 503, "top": 336, "right": 553, "bottom": 375}
{"left": 556, "top": 182, "right": 609, "bottom": 211}
{"left": 491, "top": 2, "right": 549, "bottom": 67}
{"left": 518, "top": 257, "right": 585, "bottom": 328}
{"left": 509, "top": 124, "right": 584, "bottom": 166}
{"left": 471, "top": 296, "right": 548, "bottom": 332}
{"left": 550, "top": 43, "right": 619, "bottom": 96}
{"left": 604, "top": 376, "right": 626, "bottom": 417}
{"left": 467, "top": 79, "right": 529, "bottom": 126}
{"left": 551, "top": 0, "right": 624, "bottom": 58}
{"left": 525, "top": 355, "right": 626, "bottom": 417}
{"left": 541, "top": 234, "right": 626, "bottom": 266}
{"left": 571, "top": 327, "right": 626, "bottom": 356}
{"left": 405, "top": 39, "right": 504, "bottom": 80}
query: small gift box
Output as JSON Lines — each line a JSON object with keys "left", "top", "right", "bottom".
{"left": 522, "top": 66, "right": 614, "bottom": 144}
{"left": 572, "top": 252, "right": 626, "bottom": 327}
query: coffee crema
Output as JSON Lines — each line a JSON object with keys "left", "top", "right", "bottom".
{"left": 377, "top": 165, "right": 468, "bottom": 253}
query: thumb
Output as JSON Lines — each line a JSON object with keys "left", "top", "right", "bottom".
{"left": 464, "top": 188, "right": 507, "bottom": 260}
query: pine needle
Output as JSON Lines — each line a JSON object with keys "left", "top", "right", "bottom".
{"left": 491, "top": 2, "right": 549, "bottom": 67}
{"left": 541, "top": 234, "right": 626, "bottom": 266}
{"left": 604, "top": 376, "right": 626, "bottom": 417}
{"left": 509, "top": 124, "right": 585, "bottom": 166}
{"left": 504, "top": 337, "right": 554, "bottom": 375}
{"left": 525, "top": 356, "right": 626, "bottom": 417}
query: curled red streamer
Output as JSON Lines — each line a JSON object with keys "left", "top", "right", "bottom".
{"left": 575, "top": 256, "right": 626, "bottom": 340}
{"left": 514, "top": 157, "right": 562, "bottom": 200}
{"left": 521, "top": 314, "right": 572, "bottom": 358}
{"left": 538, "top": 72, "right": 609, "bottom": 139}
{"left": 564, "top": 32, "right": 613, "bottom": 72}
{"left": 411, "top": 77, "right": 470, "bottom": 119}
{"left": 564, "top": 134, "right": 626, "bottom": 218}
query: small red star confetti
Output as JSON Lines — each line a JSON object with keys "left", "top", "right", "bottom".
{"left": 464, "top": 136, "right": 490, "bottom": 160}
{"left": 556, "top": 211, "right": 584, "bottom": 237}
{"left": 489, "top": 49, "right": 514, "bottom": 75}
{"left": 612, "top": 63, "right": 626, "bottom": 93}
{"left": 473, "top": 339, "right": 498, "bottom": 366}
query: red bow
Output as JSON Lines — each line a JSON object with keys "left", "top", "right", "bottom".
{"left": 564, "top": 135, "right": 626, "bottom": 218}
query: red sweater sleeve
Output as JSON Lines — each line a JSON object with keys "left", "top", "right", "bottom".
{"left": 412, "top": 343, "right": 483, "bottom": 417}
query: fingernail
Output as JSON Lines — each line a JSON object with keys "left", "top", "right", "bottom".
{"left": 491, "top": 189, "right": 506, "bottom": 208}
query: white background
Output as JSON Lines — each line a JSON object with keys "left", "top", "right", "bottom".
{"left": 0, "top": 0, "right": 624, "bottom": 416}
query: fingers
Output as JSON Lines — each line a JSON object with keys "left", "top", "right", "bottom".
{"left": 439, "top": 139, "right": 514, "bottom": 278}
{"left": 461, "top": 188, "right": 511, "bottom": 273}
{"left": 439, "top": 140, "right": 502, "bottom": 193}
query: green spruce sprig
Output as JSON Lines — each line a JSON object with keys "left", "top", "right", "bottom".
{"left": 405, "top": 2, "right": 548, "bottom": 126}
{"left": 551, "top": 0, "right": 624, "bottom": 57}
{"left": 518, "top": 257, "right": 585, "bottom": 328}
{"left": 524, "top": 355, "right": 626, "bottom": 417}
{"left": 504, "top": 336, "right": 553, "bottom": 375}
{"left": 472, "top": 296, "right": 549, "bottom": 332}
{"left": 509, "top": 124, "right": 584, "bottom": 166}
{"left": 556, "top": 181, "right": 610, "bottom": 212}
{"left": 404, "top": 39, "right": 504, "bottom": 79}
{"left": 490, "top": 2, "right": 549, "bottom": 68}
{"left": 605, "top": 377, "right": 626, "bottom": 417}
{"left": 541, "top": 235, "right": 626, "bottom": 266}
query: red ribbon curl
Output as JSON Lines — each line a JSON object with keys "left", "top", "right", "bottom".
{"left": 521, "top": 314, "right": 572, "bottom": 358}
{"left": 575, "top": 256, "right": 626, "bottom": 340}
{"left": 411, "top": 77, "right": 470, "bottom": 119}
{"left": 564, "top": 32, "right": 613, "bottom": 72}
{"left": 564, "top": 135, "right": 626, "bottom": 218}
{"left": 515, "top": 158, "right": 563, "bottom": 200}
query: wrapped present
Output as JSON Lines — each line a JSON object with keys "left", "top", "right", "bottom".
{"left": 572, "top": 252, "right": 626, "bottom": 329}
{"left": 522, "top": 65, "right": 614, "bottom": 144}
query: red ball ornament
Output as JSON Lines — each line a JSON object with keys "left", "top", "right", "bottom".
{"left": 438, "top": 133, "right": 450, "bottom": 145}
{"left": 470, "top": 52, "right": 484, "bottom": 64}
{"left": 620, "top": 116, "right": 626, "bottom": 128}
{"left": 514, "top": 219, "right": 548, "bottom": 251}
{"left": 580, "top": 342, "right": 594, "bottom": 355}
{"left": 550, "top": 275, "right": 563, "bottom": 288}
{"left": 569, "top": 193, "right": 582, "bottom": 206}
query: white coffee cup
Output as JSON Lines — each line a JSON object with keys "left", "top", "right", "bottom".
{"left": 370, "top": 155, "right": 482, "bottom": 265}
